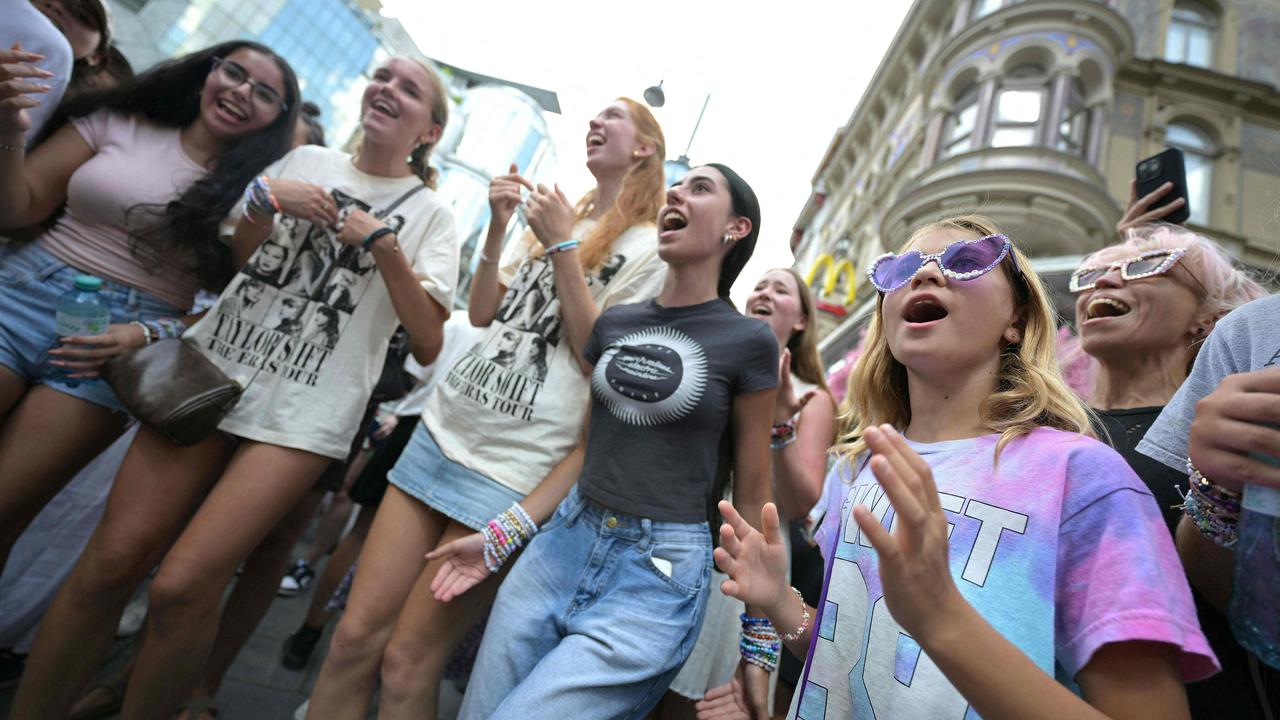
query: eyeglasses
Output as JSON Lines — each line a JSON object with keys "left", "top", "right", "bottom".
{"left": 867, "top": 233, "right": 1015, "bottom": 294}
{"left": 1068, "top": 248, "right": 1187, "bottom": 293}
{"left": 211, "top": 57, "right": 287, "bottom": 114}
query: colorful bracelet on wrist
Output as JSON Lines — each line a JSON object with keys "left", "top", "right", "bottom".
{"left": 739, "top": 613, "right": 781, "bottom": 672}
{"left": 130, "top": 320, "right": 153, "bottom": 346}
{"left": 780, "top": 586, "right": 811, "bottom": 641}
{"left": 482, "top": 503, "right": 539, "bottom": 573}
{"left": 243, "top": 176, "right": 279, "bottom": 219}
{"left": 1182, "top": 458, "right": 1241, "bottom": 548}
{"left": 545, "top": 239, "right": 580, "bottom": 256}
{"left": 771, "top": 420, "right": 797, "bottom": 450}
{"left": 141, "top": 317, "right": 185, "bottom": 341}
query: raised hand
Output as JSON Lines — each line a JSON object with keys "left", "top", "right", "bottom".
{"left": 263, "top": 178, "right": 338, "bottom": 227}
{"left": 713, "top": 500, "right": 789, "bottom": 614}
{"left": 424, "top": 532, "right": 489, "bottom": 602}
{"left": 0, "top": 43, "right": 55, "bottom": 140}
{"left": 48, "top": 323, "right": 148, "bottom": 378}
{"left": 1188, "top": 366, "right": 1280, "bottom": 491}
{"left": 488, "top": 163, "right": 533, "bottom": 232}
{"left": 1116, "top": 179, "right": 1186, "bottom": 235}
{"left": 526, "top": 183, "right": 576, "bottom": 249}
{"left": 853, "top": 425, "right": 966, "bottom": 641}
{"left": 773, "top": 349, "right": 817, "bottom": 424}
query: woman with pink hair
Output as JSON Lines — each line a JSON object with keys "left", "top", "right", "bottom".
{"left": 1069, "top": 223, "right": 1270, "bottom": 718}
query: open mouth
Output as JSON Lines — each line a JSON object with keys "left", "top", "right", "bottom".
{"left": 586, "top": 133, "right": 606, "bottom": 147}
{"left": 371, "top": 98, "right": 398, "bottom": 118}
{"left": 660, "top": 210, "right": 688, "bottom": 233}
{"left": 749, "top": 304, "right": 773, "bottom": 317}
{"left": 217, "top": 98, "right": 249, "bottom": 121}
{"left": 1086, "top": 297, "right": 1130, "bottom": 320}
{"left": 903, "top": 296, "right": 948, "bottom": 324}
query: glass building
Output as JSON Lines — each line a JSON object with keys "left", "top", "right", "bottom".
{"left": 108, "top": 0, "right": 381, "bottom": 141}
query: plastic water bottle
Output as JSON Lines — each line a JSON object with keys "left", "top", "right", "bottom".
{"left": 51, "top": 275, "right": 111, "bottom": 388}
{"left": 1230, "top": 472, "right": 1280, "bottom": 670}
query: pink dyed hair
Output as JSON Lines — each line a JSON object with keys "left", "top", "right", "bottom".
{"left": 1064, "top": 223, "right": 1268, "bottom": 398}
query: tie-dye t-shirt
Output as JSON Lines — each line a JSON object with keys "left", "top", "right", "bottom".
{"left": 794, "top": 427, "right": 1217, "bottom": 720}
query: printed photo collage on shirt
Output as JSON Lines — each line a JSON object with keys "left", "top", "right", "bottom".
{"left": 221, "top": 190, "right": 403, "bottom": 351}
{"left": 471, "top": 251, "right": 627, "bottom": 385}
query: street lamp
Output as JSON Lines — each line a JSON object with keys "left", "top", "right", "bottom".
{"left": 643, "top": 81, "right": 665, "bottom": 108}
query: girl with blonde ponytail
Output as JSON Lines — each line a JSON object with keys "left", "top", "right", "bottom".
{"left": 704, "top": 215, "right": 1220, "bottom": 720}
{"left": 307, "top": 98, "right": 670, "bottom": 719}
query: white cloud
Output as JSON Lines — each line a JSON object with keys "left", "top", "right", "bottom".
{"left": 382, "top": 0, "right": 910, "bottom": 302}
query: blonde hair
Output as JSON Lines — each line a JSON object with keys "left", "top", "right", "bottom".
{"left": 406, "top": 57, "right": 449, "bottom": 190}
{"left": 774, "top": 267, "right": 830, "bottom": 393}
{"left": 528, "top": 97, "right": 666, "bottom": 270}
{"left": 833, "top": 215, "right": 1092, "bottom": 464}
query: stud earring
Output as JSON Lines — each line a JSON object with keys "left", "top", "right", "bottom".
{"left": 722, "top": 234, "right": 735, "bottom": 246}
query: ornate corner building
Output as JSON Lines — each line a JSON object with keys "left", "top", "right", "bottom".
{"left": 793, "top": 0, "right": 1280, "bottom": 362}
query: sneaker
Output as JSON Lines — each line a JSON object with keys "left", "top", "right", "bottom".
{"left": 277, "top": 559, "right": 315, "bottom": 597}
{"left": 281, "top": 625, "right": 323, "bottom": 671}
{"left": 116, "top": 594, "right": 148, "bottom": 637}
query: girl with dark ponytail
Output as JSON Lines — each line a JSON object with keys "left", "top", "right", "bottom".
{"left": 0, "top": 39, "right": 298, "bottom": 580}
{"left": 12, "top": 55, "right": 459, "bottom": 718}
{"left": 420, "top": 164, "right": 778, "bottom": 719}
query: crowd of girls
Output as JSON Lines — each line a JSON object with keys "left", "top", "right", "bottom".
{"left": 1, "top": 26, "right": 1278, "bottom": 720}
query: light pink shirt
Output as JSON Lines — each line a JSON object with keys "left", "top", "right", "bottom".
{"left": 38, "top": 110, "right": 206, "bottom": 309}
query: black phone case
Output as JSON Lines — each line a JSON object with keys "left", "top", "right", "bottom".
{"left": 1135, "top": 147, "right": 1191, "bottom": 224}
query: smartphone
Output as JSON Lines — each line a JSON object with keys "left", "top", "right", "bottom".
{"left": 1135, "top": 148, "right": 1191, "bottom": 224}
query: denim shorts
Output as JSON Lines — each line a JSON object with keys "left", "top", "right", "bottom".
{"left": 0, "top": 242, "right": 180, "bottom": 413}
{"left": 387, "top": 422, "right": 524, "bottom": 530}
{"left": 459, "top": 485, "right": 714, "bottom": 719}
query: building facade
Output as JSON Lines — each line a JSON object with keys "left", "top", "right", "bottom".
{"left": 793, "top": 0, "right": 1280, "bottom": 361}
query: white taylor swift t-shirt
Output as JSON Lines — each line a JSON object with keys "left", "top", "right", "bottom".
{"left": 184, "top": 146, "right": 459, "bottom": 459}
{"left": 422, "top": 220, "right": 665, "bottom": 495}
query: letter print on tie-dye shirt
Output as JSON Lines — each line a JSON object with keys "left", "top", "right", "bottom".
{"left": 790, "top": 428, "right": 1217, "bottom": 720}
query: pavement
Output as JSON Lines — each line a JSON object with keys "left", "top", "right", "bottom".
{"left": 0, "top": 553, "right": 466, "bottom": 719}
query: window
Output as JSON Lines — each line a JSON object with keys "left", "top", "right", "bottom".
{"left": 1057, "top": 78, "right": 1089, "bottom": 155}
{"left": 990, "top": 64, "right": 1046, "bottom": 148}
{"left": 940, "top": 86, "right": 980, "bottom": 159}
{"left": 1166, "top": 1, "right": 1217, "bottom": 68}
{"left": 1166, "top": 122, "right": 1214, "bottom": 224}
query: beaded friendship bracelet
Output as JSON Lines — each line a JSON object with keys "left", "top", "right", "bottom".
{"left": 545, "top": 239, "right": 580, "bottom": 256}
{"left": 771, "top": 420, "right": 797, "bottom": 450}
{"left": 780, "top": 586, "right": 811, "bottom": 642}
{"left": 141, "top": 317, "right": 185, "bottom": 342}
{"left": 242, "top": 176, "right": 280, "bottom": 220}
{"left": 1181, "top": 458, "right": 1241, "bottom": 548}
{"left": 740, "top": 613, "right": 781, "bottom": 673}
{"left": 130, "top": 320, "right": 153, "bottom": 346}
{"left": 482, "top": 503, "right": 539, "bottom": 573}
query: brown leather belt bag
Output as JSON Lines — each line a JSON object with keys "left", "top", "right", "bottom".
{"left": 103, "top": 339, "right": 243, "bottom": 446}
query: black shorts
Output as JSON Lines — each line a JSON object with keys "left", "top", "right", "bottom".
{"left": 347, "top": 416, "right": 417, "bottom": 507}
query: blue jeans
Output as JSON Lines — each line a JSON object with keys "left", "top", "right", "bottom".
{"left": 458, "top": 485, "right": 714, "bottom": 719}
{"left": 0, "top": 242, "right": 179, "bottom": 412}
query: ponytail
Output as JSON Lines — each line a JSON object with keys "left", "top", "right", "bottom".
{"left": 406, "top": 56, "right": 449, "bottom": 190}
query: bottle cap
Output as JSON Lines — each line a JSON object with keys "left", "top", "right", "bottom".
{"left": 73, "top": 275, "right": 104, "bottom": 292}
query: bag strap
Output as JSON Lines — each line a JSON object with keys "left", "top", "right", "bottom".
{"left": 375, "top": 184, "right": 427, "bottom": 220}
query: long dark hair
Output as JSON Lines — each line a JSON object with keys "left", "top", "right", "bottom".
{"left": 42, "top": 40, "right": 300, "bottom": 291}
{"left": 700, "top": 162, "right": 763, "bottom": 538}
{"left": 705, "top": 163, "right": 760, "bottom": 301}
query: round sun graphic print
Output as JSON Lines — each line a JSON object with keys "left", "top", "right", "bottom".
{"left": 592, "top": 327, "right": 708, "bottom": 426}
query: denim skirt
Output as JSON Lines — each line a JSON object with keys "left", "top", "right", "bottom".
{"left": 387, "top": 421, "right": 524, "bottom": 530}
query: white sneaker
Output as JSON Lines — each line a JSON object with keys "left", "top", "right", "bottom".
{"left": 117, "top": 595, "right": 148, "bottom": 637}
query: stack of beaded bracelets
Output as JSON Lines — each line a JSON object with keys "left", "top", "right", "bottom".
{"left": 771, "top": 420, "right": 797, "bottom": 450}
{"left": 242, "top": 176, "right": 280, "bottom": 222}
{"left": 129, "top": 317, "right": 186, "bottom": 344}
{"left": 481, "top": 502, "right": 539, "bottom": 573}
{"left": 544, "top": 239, "right": 579, "bottom": 256}
{"left": 1182, "top": 458, "right": 1242, "bottom": 548}
{"left": 739, "top": 614, "right": 781, "bottom": 672}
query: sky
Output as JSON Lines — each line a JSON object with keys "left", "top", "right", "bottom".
{"left": 382, "top": 0, "right": 913, "bottom": 302}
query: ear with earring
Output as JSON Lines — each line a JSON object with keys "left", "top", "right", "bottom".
{"left": 722, "top": 233, "right": 736, "bottom": 246}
